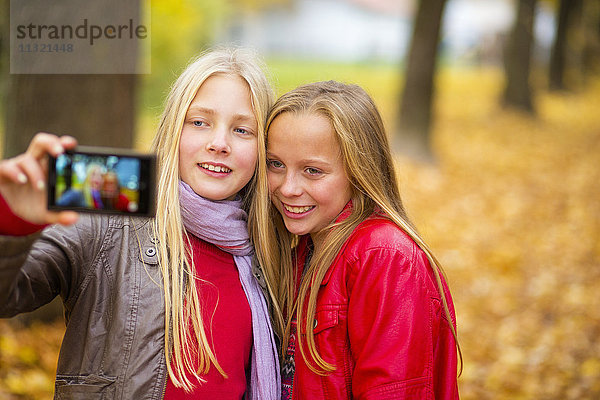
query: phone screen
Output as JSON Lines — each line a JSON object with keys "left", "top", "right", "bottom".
{"left": 48, "top": 147, "right": 155, "bottom": 216}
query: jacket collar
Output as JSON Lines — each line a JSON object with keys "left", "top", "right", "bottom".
{"left": 298, "top": 201, "right": 354, "bottom": 286}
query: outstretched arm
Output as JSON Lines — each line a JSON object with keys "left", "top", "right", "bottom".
{"left": 0, "top": 132, "right": 79, "bottom": 226}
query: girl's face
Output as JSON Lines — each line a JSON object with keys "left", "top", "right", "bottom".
{"left": 101, "top": 173, "right": 119, "bottom": 197}
{"left": 267, "top": 112, "right": 352, "bottom": 246}
{"left": 179, "top": 73, "right": 258, "bottom": 201}
{"left": 89, "top": 168, "right": 103, "bottom": 190}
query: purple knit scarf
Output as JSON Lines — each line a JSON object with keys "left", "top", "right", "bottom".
{"left": 179, "top": 180, "right": 280, "bottom": 399}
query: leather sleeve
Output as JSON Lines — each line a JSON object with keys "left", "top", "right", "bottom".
{"left": 346, "top": 238, "right": 458, "bottom": 399}
{"left": 0, "top": 215, "right": 106, "bottom": 318}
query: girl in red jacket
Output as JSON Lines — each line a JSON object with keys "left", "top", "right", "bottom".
{"left": 258, "top": 80, "right": 461, "bottom": 399}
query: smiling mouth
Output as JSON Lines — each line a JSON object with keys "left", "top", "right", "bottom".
{"left": 199, "top": 163, "right": 231, "bottom": 173}
{"left": 283, "top": 204, "right": 315, "bottom": 214}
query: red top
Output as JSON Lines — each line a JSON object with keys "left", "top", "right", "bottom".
{"left": 164, "top": 235, "right": 252, "bottom": 399}
{"left": 0, "top": 195, "right": 48, "bottom": 235}
{"left": 0, "top": 195, "right": 253, "bottom": 399}
{"left": 289, "top": 213, "right": 459, "bottom": 400}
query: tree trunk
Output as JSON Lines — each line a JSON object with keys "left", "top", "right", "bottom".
{"left": 549, "top": 0, "right": 576, "bottom": 90}
{"left": 397, "top": 0, "right": 447, "bottom": 161}
{"left": 581, "top": 0, "right": 600, "bottom": 78}
{"left": 2, "top": 77, "right": 136, "bottom": 323}
{"left": 0, "top": 0, "right": 8, "bottom": 154}
{"left": 502, "top": 0, "right": 537, "bottom": 113}
{"left": 2, "top": 0, "right": 141, "bottom": 158}
{"left": 1, "top": 0, "right": 138, "bottom": 322}
{"left": 4, "top": 74, "right": 136, "bottom": 158}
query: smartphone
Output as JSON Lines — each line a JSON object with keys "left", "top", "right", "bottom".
{"left": 47, "top": 146, "right": 156, "bottom": 217}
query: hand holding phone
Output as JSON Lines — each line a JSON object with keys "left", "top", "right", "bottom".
{"left": 0, "top": 133, "right": 79, "bottom": 226}
{"left": 47, "top": 146, "right": 156, "bottom": 217}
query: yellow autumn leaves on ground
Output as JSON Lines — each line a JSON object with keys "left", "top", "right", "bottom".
{"left": 0, "top": 320, "right": 64, "bottom": 398}
{"left": 1, "top": 67, "right": 599, "bottom": 399}
{"left": 400, "top": 68, "right": 600, "bottom": 399}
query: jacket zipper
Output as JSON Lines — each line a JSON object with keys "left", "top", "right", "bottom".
{"left": 160, "top": 333, "right": 169, "bottom": 398}
{"left": 161, "top": 373, "right": 167, "bottom": 399}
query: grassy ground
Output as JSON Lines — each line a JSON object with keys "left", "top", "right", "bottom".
{"left": 1, "top": 64, "right": 599, "bottom": 399}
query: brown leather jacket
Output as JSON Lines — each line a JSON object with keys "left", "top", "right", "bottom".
{"left": 0, "top": 214, "right": 169, "bottom": 399}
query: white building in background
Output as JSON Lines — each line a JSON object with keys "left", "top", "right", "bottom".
{"left": 219, "top": 0, "right": 412, "bottom": 61}
{"left": 218, "top": 0, "right": 412, "bottom": 62}
{"left": 443, "top": 0, "right": 555, "bottom": 64}
{"left": 217, "top": 0, "right": 554, "bottom": 64}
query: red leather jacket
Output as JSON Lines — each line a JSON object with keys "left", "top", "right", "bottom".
{"left": 291, "top": 214, "right": 459, "bottom": 399}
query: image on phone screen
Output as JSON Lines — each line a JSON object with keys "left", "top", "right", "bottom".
{"left": 48, "top": 148, "right": 155, "bottom": 216}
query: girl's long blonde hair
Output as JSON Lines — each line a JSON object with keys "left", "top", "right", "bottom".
{"left": 256, "top": 80, "right": 462, "bottom": 375}
{"left": 82, "top": 163, "right": 104, "bottom": 208}
{"left": 150, "top": 48, "right": 274, "bottom": 391}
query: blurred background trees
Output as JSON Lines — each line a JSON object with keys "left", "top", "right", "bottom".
{"left": 549, "top": 0, "right": 578, "bottom": 91}
{"left": 397, "top": 0, "right": 447, "bottom": 161}
{"left": 502, "top": 0, "right": 537, "bottom": 113}
{"left": 397, "top": 0, "right": 600, "bottom": 158}
{"left": 0, "top": 0, "right": 139, "bottom": 158}
{"left": 549, "top": 0, "right": 600, "bottom": 90}
{"left": 1, "top": 0, "right": 600, "bottom": 398}
{"left": 3, "top": 0, "right": 600, "bottom": 157}
{"left": 3, "top": 75, "right": 136, "bottom": 158}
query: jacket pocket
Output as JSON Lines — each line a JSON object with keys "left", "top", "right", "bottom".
{"left": 55, "top": 374, "right": 117, "bottom": 400}
{"left": 313, "top": 308, "right": 340, "bottom": 334}
{"left": 312, "top": 306, "right": 348, "bottom": 362}
{"left": 138, "top": 245, "right": 159, "bottom": 265}
{"left": 362, "top": 376, "right": 430, "bottom": 400}
{"left": 311, "top": 306, "right": 353, "bottom": 399}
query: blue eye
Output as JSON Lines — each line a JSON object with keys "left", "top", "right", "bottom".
{"left": 193, "top": 120, "right": 205, "bottom": 127}
{"left": 235, "top": 127, "right": 249, "bottom": 135}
